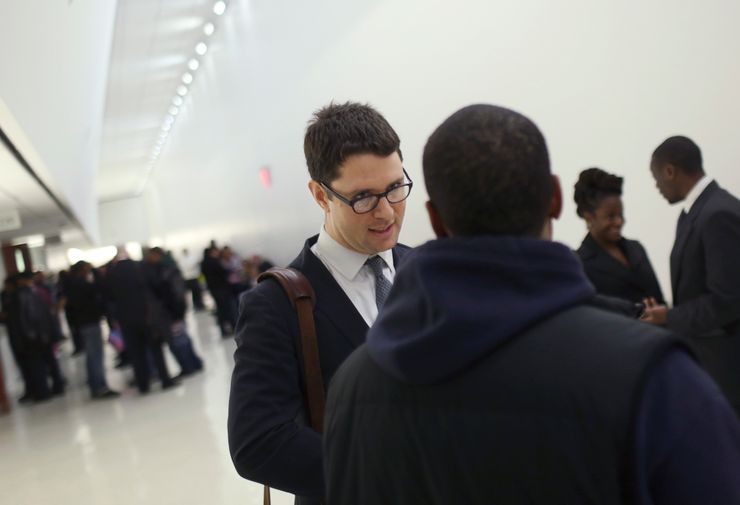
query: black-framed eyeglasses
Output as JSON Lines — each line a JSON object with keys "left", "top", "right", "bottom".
{"left": 320, "top": 168, "right": 413, "bottom": 214}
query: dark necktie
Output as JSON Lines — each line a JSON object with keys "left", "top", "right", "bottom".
{"left": 365, "top": 255, "right": 392, "bottom": 309}
{"left": 677, "top": 210, "right": 688, "bottom": 236}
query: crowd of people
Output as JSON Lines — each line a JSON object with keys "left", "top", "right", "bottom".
{"left": 0, "top": 242, "right": 273, "bottom": 403}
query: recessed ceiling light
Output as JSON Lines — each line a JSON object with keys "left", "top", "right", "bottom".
{"left": 188, "top": 58, "right": 200, "bottom": 71}
{"left": 203, "top": 22, "right": 215, "bottom": 36}
{"left": 176, "top": 85, "right": 188, "bottom": 96}
{"left": 182, "top": 72, "right": 193, "bottom": 84}
{"left": 168, "top": 106, "right": 179, "bottom": 116}
{"left": 172, "top": 96, "right": 184, "bottom": 107}
{"left": 213, "top": 1, "right": 226, "bottom": 15}
{"left": 195, "top": 42, "right": 208, "bottom": 55}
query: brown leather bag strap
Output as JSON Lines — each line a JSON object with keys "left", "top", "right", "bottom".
{"left": 257, "top": 267, "right": 326, "bottom": 431}
{"left": 257, "top": 267, "right": 325, "bottom": 505}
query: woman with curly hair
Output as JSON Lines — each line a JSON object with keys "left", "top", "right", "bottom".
{"left": 574, "top": 167, "right": 664, "bottom": 304}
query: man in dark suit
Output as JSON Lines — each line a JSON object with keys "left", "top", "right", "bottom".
{"left": 643, "top": 135, "right": 740, "bottom": 413}
{"left": 227, "top": 102, "right": 412, "bottom": 504}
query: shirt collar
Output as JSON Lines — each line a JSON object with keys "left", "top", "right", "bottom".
{"left": 683, "top": 175, "right": 713, "bottom": 214}
{"left": 315, "top": 226, "right": 395, "bottom": 281}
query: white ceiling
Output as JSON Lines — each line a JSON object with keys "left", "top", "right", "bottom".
{"left": 98, "top": 0, "right": 220, "bottom": 202}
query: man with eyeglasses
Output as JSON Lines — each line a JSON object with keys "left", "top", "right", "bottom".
{"left": 228, "top": 102, "right": 411, "bottom": 505}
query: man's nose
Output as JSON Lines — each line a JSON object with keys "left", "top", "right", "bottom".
{"left": 372, "top": 196, "right": 394, "bottom": 218}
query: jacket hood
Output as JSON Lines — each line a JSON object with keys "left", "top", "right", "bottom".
{"left": 366, "top": 236, "right": 595, "bottom": 384}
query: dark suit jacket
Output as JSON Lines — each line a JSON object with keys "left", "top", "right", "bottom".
{"left": 668, "top": 180, "right": 740, "bottom": 405}
{"left": 227, "top": 235, "right": 410, "bottom": 504}
{"left": 577, "top": 234, "right": 665, "bottom": 304}
{"left": 104, "top": 259, "right": 150, "bottom": 325}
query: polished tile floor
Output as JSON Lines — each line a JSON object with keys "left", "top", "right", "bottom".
{"left": 0, "top": 310, "right": 293, "bottom": 505}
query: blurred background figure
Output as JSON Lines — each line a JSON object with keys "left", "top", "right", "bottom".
{"left": 574, "top": 168, "right": 664, "bottom": 305}
{"left": 58, "top": 269, "right": 85, "bottom": 356}
{"left": 1, "top": 276, "right": 33, "bottom": 403}
{"left": 105, "top": 249, "right": 178, "bottom": 394}
{"left": 143, "top": 247, "right": 203, "bottom": 378}
{"left": 179, "top": 247, "right": 206, "bottom": 311}
{"left": 11, "top": 272, "right": 65, "bottom": 402}
{"left": 201, "top": 246, "right": 236, "bottom": 337}
{"left": 65, "top": 261, "right": 119, "bottom": 399}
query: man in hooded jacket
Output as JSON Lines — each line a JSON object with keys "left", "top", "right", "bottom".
{"left": 324, "top": 104, "right": 740, "bottom": 505}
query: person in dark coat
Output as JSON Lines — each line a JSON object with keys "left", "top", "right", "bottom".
{"left": 11, "top": 272, "right": 65, "bottom": 401}
{"left": 574, "top": 167, "right": 664, "bottom": 305}
{"left": 201, "top": 246, "right": 236, "bottom": 337}
{"left": 65, "top": 261, "right": 119, "bottom": 399}
{"left": 324, "top": 104, "right": 740, "bottom": 505}
{"left": 58, "top": 269, "right": 85, "bottom": 355}
{"left": 228, "top": 102, "right": 412, "bottom": 505}
{"left": 105, "top": 254, "right": 178, "bottom": 394}
{"left": 0, "top": 276, "right": 33, "bottom": 402}
{"left": 643, "top": 135, "right": 740, "bottom": 414}
{"left": 143, "top": 247, "right": 203, "bottom": 377}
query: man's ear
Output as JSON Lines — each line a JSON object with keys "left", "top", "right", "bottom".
{"left": 308, "top": 180, "right": 330, "bottom": 212}
{"left": 426, "top": 200, "right": 449, "bottom": 238}
{"left": 664, "top": 163, "right": 676, "bottom": 180}
{"left": 548, "top": 174, "right": 562, "bottom": 220}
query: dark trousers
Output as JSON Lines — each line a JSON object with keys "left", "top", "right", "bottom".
{"left": 7, "top": 335, "right": 32, "bottom": 396}
{"left": 212, "top": 288, "right": 237, "bottom": 336}
{"left": 26, "top": 346, "right": 64, "bottom": 400}
{"left": 120, "top": 322, "right": 172, "bottom": 393}
{"left": 70, "top": 325, "right": 85, "bottom": 354}
{"left": 185, "top": 278, "right": 205, "bottom": 310}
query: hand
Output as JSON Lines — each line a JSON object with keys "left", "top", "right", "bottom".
{"left": 640, "top": 297, "right": 668, "bottom": 325}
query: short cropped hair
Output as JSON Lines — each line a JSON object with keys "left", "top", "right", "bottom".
{"left": 652, "top": 136, "right": 704, "bottom": 176}
{"left": 573, "top": 168, "right": 623, "bottom": 218}
{"left": 423, "top": 104, "right": 552, "bottom": 237}
{"left": 304, "top": 102, "right": 402, "bottom": 183}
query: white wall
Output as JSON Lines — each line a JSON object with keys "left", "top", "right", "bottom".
{"left": 0, "top": 0, "right": 118, "bottom": 244}
{"left": 142, "top": 0, "right": 740, "bottom": 298}
{"left": 98, "top": 196, "right": 151, "bottom": 247}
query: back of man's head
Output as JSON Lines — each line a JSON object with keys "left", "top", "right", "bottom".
{"left": 304, "top": 101, "right": 402, "bottom": 184}
{"left": 652, "top": 136, "right": 704, "bottom": 176}
{"left": 423, "top": 104, "right": 552, "bottom": 237}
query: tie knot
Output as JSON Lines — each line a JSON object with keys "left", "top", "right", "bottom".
{"left": 365, "top": 255, "right": 386, "bottom": 276}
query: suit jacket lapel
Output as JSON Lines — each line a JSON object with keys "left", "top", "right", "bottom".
{"left": 670, "top": 181, "right": 718, "bottom": 297}
{"left": 293, "top": 237, "right": 368, "bottom": 349}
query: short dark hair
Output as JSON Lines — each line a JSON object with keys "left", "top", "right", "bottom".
{"left": 304, "top": 102, "right": 402, "bottom": 183}
{"left": 423, "top": 104, "right": 552, "bottom": 237}
{"left": 652, "top": 136, "right": 704, "bottom": 176}
{"left": 573, "top": 168, "right": 623, "bottom": 218}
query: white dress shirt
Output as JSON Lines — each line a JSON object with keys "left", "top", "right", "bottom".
{"left": 311, "top": 227, "right": 395, "bottom": 327}
{"left": 179, "top": 250, "right": 201, "bottom": 280}
{"left": 683, "top": 175, "right": 713, "bottom": 214}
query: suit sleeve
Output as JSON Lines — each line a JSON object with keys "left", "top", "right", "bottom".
{"left": 667, "top": 210, "right": 740, "bottom": 336}
{"left": 636, "top": 242, "right": 665, "bottom": 305}
{"left": 227, "top": 282, "right": 324, "bottom": 498}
